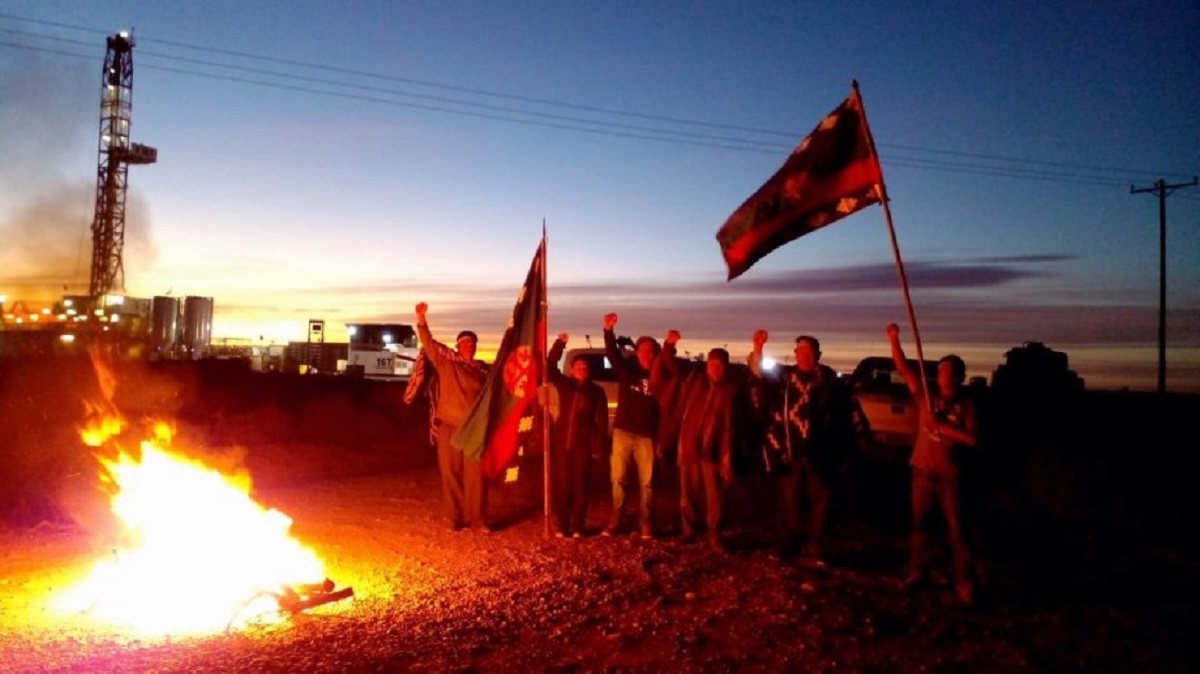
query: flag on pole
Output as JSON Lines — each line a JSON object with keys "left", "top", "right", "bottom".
{"left": 716, "top": 81, "right": 884, "bottom": 280}
{"left": 453, "top": 235, "right": 548, "bottom": 482}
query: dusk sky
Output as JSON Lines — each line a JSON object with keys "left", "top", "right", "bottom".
{"left": 1, "top": 1, "right": 1197, "bottom": 392}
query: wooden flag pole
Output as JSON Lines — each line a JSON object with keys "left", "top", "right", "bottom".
{"left": 540, "top": 221, "right": 551, "bottom": 538}
{"left": 853, "top": 81, "right": 933, "bottom": 414}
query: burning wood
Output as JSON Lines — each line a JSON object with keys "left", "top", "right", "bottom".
{"left": 276, "top": 579, "right": 355, "bottom": 614}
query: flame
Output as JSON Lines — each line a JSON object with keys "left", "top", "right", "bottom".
{"left": 55, "top": 417, "right": 327, "bottom": 635}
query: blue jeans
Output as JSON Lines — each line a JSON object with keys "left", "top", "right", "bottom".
{"left": 609, "top": 429, "right": 655, "bottom": 528}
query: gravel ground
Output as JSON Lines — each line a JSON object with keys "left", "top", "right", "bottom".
{"left": 1, "top": 362, "right": 1196, "bottom": 673}
{"left": 1, "top": 455, "right": 1195, "bottom": 674}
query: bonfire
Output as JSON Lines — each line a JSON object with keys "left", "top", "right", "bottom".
{"left": 53, "top": 352, "right": 352, "bottom": 636}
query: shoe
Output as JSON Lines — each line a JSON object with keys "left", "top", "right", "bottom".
{"left": 474, "top": 522, "right": 494, "bottom": 534}
{"left": 601, "top": 523, "right": 620, "bottom": 537}
{"left": 572, "top": 532, "right": 582, "bottom": 540}
{"left": 954, "top": 580, "right": 975, "bottom": 606}
{"left": 640, "top": 524, "right": 653, "bottom": 540}
{"left": 679, "top": 529, "right": 697, "bottom": 544}
{"left": 554, "top": 530, "right": 566, "bottom": 539}
{"left": 708, "top": 534, "right": 727, "bottom": 552}
{"left": 448, "top": 521, "right": 465, "bottom": 532}
{"left": 901, "top": 571, "right": 925, "bottom": 591}
{"left": 773, "top": 544, "right": 799, "bottom": 561}
{"left": 801, "top": 543, "right": 828, "bottom": 566}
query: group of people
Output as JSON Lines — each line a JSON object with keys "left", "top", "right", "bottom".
{"left": 405, "top": 304, "right": 980, "bottom": 605}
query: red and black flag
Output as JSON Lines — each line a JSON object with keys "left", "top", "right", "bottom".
{"left": 453, "top": 235, "right": 547, "bottom": 482}
{"left": 716, "top": 81, "right": 884, "bottom": 280}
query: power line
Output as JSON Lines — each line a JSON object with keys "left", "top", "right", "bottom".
{"left": 1, "top": 14, "right": 1194, "bottom": 188}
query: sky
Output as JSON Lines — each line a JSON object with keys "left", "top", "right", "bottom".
{"left": 0, "top": 1, "right": 1197, "bottom": 392}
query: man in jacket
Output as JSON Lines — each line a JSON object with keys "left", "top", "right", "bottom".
{"left": 415, "top": 302, "right": 490, "bottom": 532}
{"left": 750, "top": 330, "right": 868, "bottom": 565}
{"left": 602, "top": 312, "right": 661, "bottom": 539}
{"left": 547, "top": 333, "right": 610, "bottom": 538}
{"left": 655, "top": 330, "right": 746, "bottom": 551}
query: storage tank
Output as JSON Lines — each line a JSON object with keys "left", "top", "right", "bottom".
{"left": 150, "top": 296, "right": 180, "bottom": 357}
{"left": 181, "top": 296, "right": 214, "bottom": 359}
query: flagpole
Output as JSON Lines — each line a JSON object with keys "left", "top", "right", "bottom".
{"left": 540, "top": 220, "right": 551, "bottom": 538}
{"left": 853, "top": 80, "right": 933, "bottom": 414}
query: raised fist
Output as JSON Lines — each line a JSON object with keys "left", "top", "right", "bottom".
{"left": 752, "top": 329, "right": 769, "bottom": 348}
{"left": 603, "top": 313, "right": 618, "bottom": 331}
{"left": 558, "top": 332, "right": 569, "bottom": 343}
{"left": 416, "top": 302, "right": 428, "bottom": 320}
{"left": 885, "top": 323, "right": 900, "bottom": 340}
{"left": 665, "top": 329, "right": 681, "bottom": 345}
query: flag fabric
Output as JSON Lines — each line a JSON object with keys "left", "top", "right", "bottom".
{"left": 716, "top": 82, "right": 884, "bottom": 280}
{"left": 452, "top": 236, "right": 547, "bottom": 482}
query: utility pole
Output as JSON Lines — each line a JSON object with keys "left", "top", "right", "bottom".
{"left": 1130, "top": 176, "right": 1198, "bottom": 395}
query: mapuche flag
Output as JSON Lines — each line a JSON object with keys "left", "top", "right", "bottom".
{"left": 453, "top": 236, "right": 547, "bottom": 482}
{"left": 716, "top": 82, "right": 884, "bottom": 280}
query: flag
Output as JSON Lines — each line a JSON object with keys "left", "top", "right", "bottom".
{"left": 452, "top": 235, "right": 547, "bottom": 482}
{"left": 716, "top": 82, "right": 884, "bottom": 280}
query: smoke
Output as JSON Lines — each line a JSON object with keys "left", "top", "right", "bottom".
{"left": 0, "top": 29, "right": 157, "bottom": 302}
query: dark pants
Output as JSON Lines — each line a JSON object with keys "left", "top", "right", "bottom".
{"left": 680, "top": 460, "right": 725, "bottom": 537}
{"left": 775, "top": 458, "right": 833, "bottom": 555}
{"left": 553, "top": 446, "right": 590, "bottom": 534}
{"left": 909, "top": 467, "right": 971, "bottom": 582}
{"left": 437, "top": 423, "right": 488, "bottom": 527}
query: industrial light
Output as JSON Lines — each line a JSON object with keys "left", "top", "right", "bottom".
{"left": 60, "top": 334, "right": 76, "bottom": 344}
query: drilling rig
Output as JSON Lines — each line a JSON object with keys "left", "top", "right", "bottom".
{"left": 89, "top": 30, "right": 156, "bottom": 306}
{"left": 1, "top": 31, "right": 165, "bottom": 358}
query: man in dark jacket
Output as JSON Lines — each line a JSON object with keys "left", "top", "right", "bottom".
{"left": 655, "top": 330, "right": 746, "bottom": 551}
{"left": 602, "top": 312, "right": 661, "bottom": 539}
{"left": 750, "top": 329, "right": 868, "bottom": 564}
{"left": 547, "top": 333, "right": 609, "bottom": 538}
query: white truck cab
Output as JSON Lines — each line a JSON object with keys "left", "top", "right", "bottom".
{"left": 341, "top": 322, "right": 420, "bottom": 380}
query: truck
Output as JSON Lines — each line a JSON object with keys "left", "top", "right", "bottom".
{"left": 339, "top": 322, "right": 420, "bottom": 380}
{"left": 542, "top": 344, "right": 623, "bottom": 436}
{"left": 848, "top": 355, "right": 938, "bottom": 455}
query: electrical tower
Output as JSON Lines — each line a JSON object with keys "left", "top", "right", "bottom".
{"left": 88, "top": 30, "right": 157, "bottom": 302}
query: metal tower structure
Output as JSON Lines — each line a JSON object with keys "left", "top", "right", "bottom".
{"left": 89, "top": 30, "right": 157, "bottom": 302}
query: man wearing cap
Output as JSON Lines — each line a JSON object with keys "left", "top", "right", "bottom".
{"left": 601, "top": 312, "right": 662, "bottom": 539}
{"left": 654, "top": 330, "right": 747, "bottom": 551}
{"left": 415, "top": 302, "right": 491, "bottom": 532}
